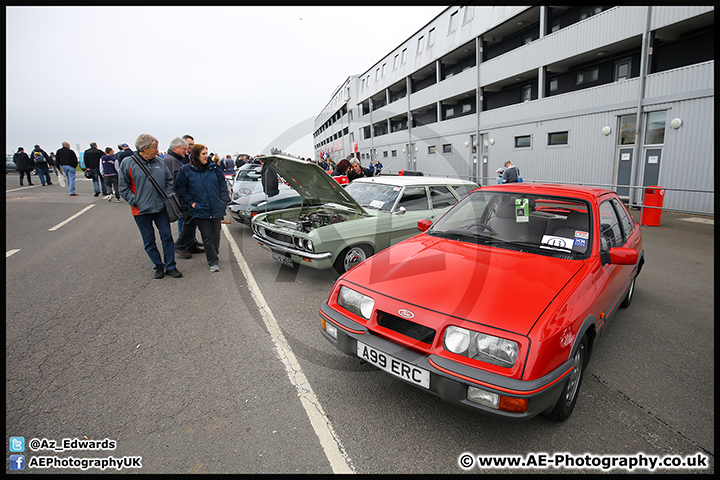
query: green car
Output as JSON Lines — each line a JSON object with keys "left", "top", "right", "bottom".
{"left": 251, "top": 155, "right": 478, "bottom": 274}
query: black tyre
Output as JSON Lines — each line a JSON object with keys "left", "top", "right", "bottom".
{"left": 548, "top": 335, "right": 587, "bottom": 422}
{"left": 334, "top": 244, "right": 372, "bottom": 274}
{"left": 620, "top": 276, "right": 635, "bottom": 308}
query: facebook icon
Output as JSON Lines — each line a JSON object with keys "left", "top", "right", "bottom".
{"left": 10, "top": 454, "right": 25, "bottom": 470}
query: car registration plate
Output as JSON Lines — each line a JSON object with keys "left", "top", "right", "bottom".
{"left": 271, "top": 251, "right": 294, "bottom": 268}
{"left": 357, "top": 341, "right": 430, "bottom": 389}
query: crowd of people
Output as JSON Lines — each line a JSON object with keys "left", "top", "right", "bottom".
{"left": 13, "top": 138, "right": 519, "bottom": 279}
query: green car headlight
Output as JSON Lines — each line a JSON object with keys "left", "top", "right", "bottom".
{"left": 443, "top": 326, "right": 518, "bottom": 368}
{"left": 337, "top": 286, "right": 374, "bottom": 320}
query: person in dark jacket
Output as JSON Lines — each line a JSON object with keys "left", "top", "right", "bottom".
{"left": 118, "top": 134, "right": 182, "bottom": 279}
{"left": 84, "top": 142, "right": 107, "bottom": 196}
{"left": 501, "top": 161, "right": 521, "bottom": 183}
{"left": 99, "top": 147, "right": 121, "bottom": 202}
{"left": 258, "top": 155, "right": 279, "bottom": 197}
{"left": 31, "top": 145, "right": 53, "bottom": 186}
{"left": 56, "top": 142, "right": 79, "bottom": 195}
{"left": 332, "top": 158, "right": 351, "bottom": 177}
{"left": 13, "top": 147, "right": 34, "bottom": 186}
{"left": 175, "top": 143, "right": 230, "bottom": 273}
{"left": 114, "top": 143, "right": 134, "bottom": 166}
{"left": 347, "top": 158, "right": 372, "bottom": 182}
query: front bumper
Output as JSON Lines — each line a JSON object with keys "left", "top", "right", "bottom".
{"left": 252, "top": 233, "right": 334, "bottom": 269}
{"left": 319, "top": 303, "right": 571, "bottom": 421}
{"left": 229, "top": 204, "right": 251, "bottom": 225}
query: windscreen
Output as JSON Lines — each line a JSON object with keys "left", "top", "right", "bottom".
{"left": 429, "top": 191, "right": 592, "bottom": 256}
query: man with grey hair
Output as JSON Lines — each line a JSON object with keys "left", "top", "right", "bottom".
{"left": 56, "top": 142, "right": 79, "bottom": 195}
{"left": 119, "top": 134, "right": 182, "bottom": 279}
{"left": 163, "top": 137, "right": 193, "bottom": 258}
{"left": 347, "top": 158, "right": 372, "bottom": 182}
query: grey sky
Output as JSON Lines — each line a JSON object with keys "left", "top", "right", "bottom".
{"left": 6, "top": 6, "right": 445, "bottom": 158}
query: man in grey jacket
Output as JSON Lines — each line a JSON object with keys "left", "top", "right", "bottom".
{"left": 119, "top": 134, "right": 182, "bottom": 279}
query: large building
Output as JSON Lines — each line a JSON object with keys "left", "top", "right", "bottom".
{"left": 313, "top": 5, "right": 714, "bottom": 215}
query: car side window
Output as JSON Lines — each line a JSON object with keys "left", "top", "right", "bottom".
{"left": 611, "top": 198, "right": 634, "bottom": 241}
{"left": 599, "top": 201, "right": 624, "bottom": 250}
{"left": 397, "top": 187, "right": 429, "bottom": 211}
{"left": 451, "top": 184, "right": 475, "bottom": 198}
{"left": 429, "top": 186, "right": 457, "bottom": 209}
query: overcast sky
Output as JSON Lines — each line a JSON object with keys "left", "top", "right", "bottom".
{"left": 6, "top": 6, "right": 446, "bottom": 158}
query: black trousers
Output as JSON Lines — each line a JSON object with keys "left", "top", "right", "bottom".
{"left": 195, "top": 217, "right": 222, "bottom": 267}
{"left": 175, "top": 207, "right": 199, "bottom": 250}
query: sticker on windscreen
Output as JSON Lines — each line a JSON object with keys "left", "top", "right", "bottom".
{"left": 573, "top": 230, "right": 589, "bottom": 248}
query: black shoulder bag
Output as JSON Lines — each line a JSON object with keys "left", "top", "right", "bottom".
{"left": 132, "top": 155, "right": 183, "bottom": 222}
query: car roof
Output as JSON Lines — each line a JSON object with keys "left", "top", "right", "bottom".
{"left": 480, "top": 183, "right": 614, "bottom": 201}
{"left": 352, "top": 176, "right": 478, "bottom": 187}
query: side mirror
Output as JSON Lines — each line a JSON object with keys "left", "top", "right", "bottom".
{"left": 396, "top": 206, "right": 407, "bottom": 215}
{"left": 417, "top": 219, "right": 432, "bottom": 232}
{"left": 601, "top": 247, "right": 638, "bottom": 266}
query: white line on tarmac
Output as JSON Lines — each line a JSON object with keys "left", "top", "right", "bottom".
{"left": 222, "top": 224, "right": 355, "bottom": 474}
{"left": 6, "top": 249, "right": 21, "bottom": 258}
{"left": 48, "top": 205, "right": 95, "bottom": 231}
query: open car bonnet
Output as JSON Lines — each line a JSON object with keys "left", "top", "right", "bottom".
{"left": 260, "top": 155, "right": 367, "bottom": 214}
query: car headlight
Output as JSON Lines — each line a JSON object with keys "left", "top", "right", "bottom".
{"left": 337, "top": 286, "right": 374, "bottom": 320}
{"left": 304, "top": 239, "right": 314, "bottom": 252}
{"left": 443, "top": 326, "right": 518, "bottom": 368}
{"left": 232, "top": 191, "right": 240, "bottom": 201}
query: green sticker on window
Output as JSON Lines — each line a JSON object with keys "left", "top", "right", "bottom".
{"left": 515, "top": 198, "right": 529, "bottom": 222}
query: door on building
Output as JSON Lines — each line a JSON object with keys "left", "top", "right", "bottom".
{"left": 613, "top": 114, "right": 636, "bottom": 200}
{"left": 641, "top": 111, "right": 666, "bottom": 187}
{"left": 642, "top": 148, "right": 662, "bottom": 186}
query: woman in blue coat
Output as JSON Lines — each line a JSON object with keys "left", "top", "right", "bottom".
{"left": 175, "top": 144, "right": 230, "bottom": 272}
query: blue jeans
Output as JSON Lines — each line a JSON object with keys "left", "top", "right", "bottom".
{"left": 133, "top": 210, "right": 176, "bottom": 271}
{"left": 89, "top": 167, "right": 107, "bottom": 195}
{"left": 62, "top": 165, "right": 76, "bottom": 194}
{"left": 36, "top": 165, "right": 52, "bottom": 185}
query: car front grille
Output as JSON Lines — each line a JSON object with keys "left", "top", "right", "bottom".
{"left": 265, "top": 229, "right": 293, "bottom": 246}
{"left": 376, "top": 310, "right": 436, "bottom": 345}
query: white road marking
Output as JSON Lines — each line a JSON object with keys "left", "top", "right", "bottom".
{"left": 222, "top": 224, "right": 355, "bottom": 474}
{"left": 49, "top": 205, "right": 95, "bottom": 231}
{"left": 6, "top": 249, "right": 21, "bottom": 258}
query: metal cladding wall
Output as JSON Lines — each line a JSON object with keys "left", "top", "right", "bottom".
{"left": 316, "top": 6, "right": 714, "bottom": 214}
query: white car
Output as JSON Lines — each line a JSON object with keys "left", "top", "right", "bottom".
{"left": 231, "top": 163, "right": 290, "bottom": 203}
{"left": 251, "top": 155, "right": 478, "bottom": 273}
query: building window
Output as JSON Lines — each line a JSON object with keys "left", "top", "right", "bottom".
{"left": 521, "top": 85, "right": 531, "bottom": 102}
{"left": 548, "top": 131, "right": 569, "bottom": 146}
{"left": 401, "top": 48, "right": 407, "bottom": 64}
{"left": 443, "top": 144, "right": 452, "bottom": 154}
{"left": 448, "top": 11, "right": 458, "bottom": 33}
{"left": 392, "top": 150, "right": 397, "bottom": 157}
{"left": 427, "top": 28, "right": 435, "bottom": 47}
{"left": 417, "top": 36, "right": 424, "bottom": 54}
{"left": 381, "top": 63, "right": 386, "bottom": 77}
{"left": 515, "top": 135, "right": 532, "bottom": 148}
{"left": 577, "top": 67, "right": 599, "bottom": 84}
{"left": 393, "top": 54, "right": 399, "bottom": 70}
{"left": 549, "top": 78, "right": 558, "bottom": 92}
{"left": 618, "top": 114, "right": 635, "bottom": 145}
{"left": 428, "top": 146, "right": 436, "bottom": 154}
{"left": 375, "top": 68, "right": 380, "bottom": 81}
{"left": 383, "top": 151, "right": 388, "bottom": 158}
{"left": 614, "top": 58, "right": 631, "bottom": 81}
{"left": 645, "top": 111, "right": 666, "bottom": 145}
{"left": 551, "top": 22, "right": 560, "bottom": 33}
{"left": 463, "top": 6, "right": 474, "bottom": 23}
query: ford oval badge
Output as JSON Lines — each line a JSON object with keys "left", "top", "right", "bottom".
{"left": 398, "top": 309, "right": 415, "bottom": 319}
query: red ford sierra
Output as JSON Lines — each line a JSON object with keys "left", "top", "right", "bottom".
{"left": 319, "top": 184, "right": 644, "bottom": 421}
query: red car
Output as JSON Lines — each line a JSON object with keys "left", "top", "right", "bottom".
{"left": 319, "top": 184, "right": 644, "bottom": 421}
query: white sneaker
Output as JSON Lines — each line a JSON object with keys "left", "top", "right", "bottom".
{"left": 115, "top": 198, "right": 121, "bottom": 203}
{"left": 106, "top": 195, "right": 113, "bottom": 201}
{"left": 210, "top": 265, "right": 220, "bottom": 272}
